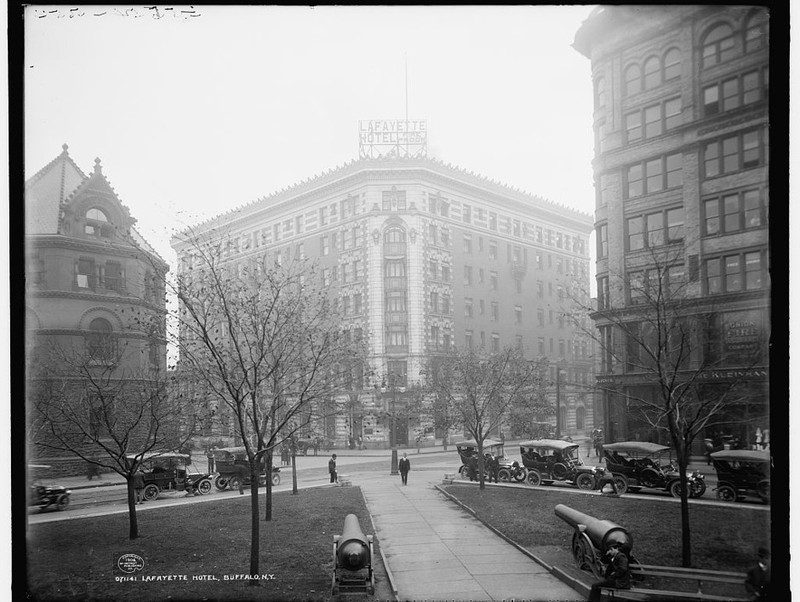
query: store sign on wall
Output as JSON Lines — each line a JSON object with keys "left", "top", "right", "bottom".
{"left": 358, "top": 120, "right": 427, "bottom": 159}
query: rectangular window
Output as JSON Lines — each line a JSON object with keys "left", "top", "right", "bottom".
{"left": 479, "top": 299, "right": 485, "bottom": 315}
{"left": 492, "top": 333, "right": 500, "bottom": 353}
{"left": 442, "top": 295, "right": 450, "bottom": 314}
{"left": 706, "top": 258, "right": 722, "bottom": 294}
{"left": 537, "top": 280, "right": 544, "bottom": 298}
{"left": 319, "top": 207, "right": 328, "bottom": 226}
{"left": 723, "top": 194, "right": 741, "bottom": 232}
{"left": 645, "top": 158, "right": 664, "bottom": 193}
{"left": 464, "top": 266, "right": 473, "bottom": 286}
{"left": 667, "top": 207, "right": 684, "bottom": 242}
{"left": 463, "top": 204, "right": 472, "bottom": 223}
{"left": 628, "top": 271, "right": 646, "bottom": 305}
{"left": 321, "top": 235, "right": 330, "bottom": 256}
{"left": 598, "top": 276, "right": 610, "bottom": 310}
{"left": 537, "top": 308, "right": 544, "bottom": 327}
{"left": 627, "top": 216, "right": 644, "bottom": 251}
{"left": 490, "top": 271, "right": 498, "bottom": 290}
{"left": 744, "top": 252, "right": 762, "bottom": 289}
{"left": 465, "top": 298, "right": 473, "bottom": 318}
{"left": 665, "top": 97, "right": 681, "bottom": 130}
{"left": 704, "top": 199, "right": 720, "bottom": 235}
{"left": 742, "top": 70, "right": 761, "bottom": 104}
{"left": 431, "top": 325, "right": 439, "bottom": 349}
{"left": 597, "top": 224, "right": 608, "bottom": 258}
{"left": 704, "top": 141, "right": 721, "bottom": 178}
{"left": 354, "top": 293, "right": 362, "bottom": 314}
{"left": 489, "top": 240, "right": 497, "bottom": 260}
{"left": 76, "top": 258, "right": 95, "bottom": 288}
{"left": 515, "top": 306, "right": 522, "bottom": 324}
{"left": 644, "top": 104, "right": 662, "bottom": 138}
{"left": 430, "top": 291, "right": 439, "bottom": 312}
{"left": 666, "top": 265, "right": 685, "bottom": 298}
{"left": 491, "top": 302, "right": 499, "bottom": 321}
{"left": 666, "top": 153, "right": 683, "bottom": 189}
{"left": 465, "top": 331, "right": 473, "bottom": 349}
{"left": 744, "top": 190, "right": 762, "bottom": 227}
{"left": 724, "top": 255, "right": 741, "bottom": 292}
{"left": 442, "top": 265, "right": 450, "bottom": 282}
{"left": 430, "top": 259, "right": 438, "bottom": 279}
{"left": 429, "top": 223, "right": 437, "bottom": 245}
{"left": 627, "top": 164, "right": 643, "bottom": 198}
{"left": 537, "top": 337, "right": 545, "bottom": 355}
{"left": 646, "top": 212, "right": 664, "bottom": 247}
{"left": 463, "top": 235, "right": 472, "bottom": 254}
{"left": 625, "top": 111, "right": 642, "bottom": 143}
{"left": 489, "top": 213, "right": 497, "bottom": 231}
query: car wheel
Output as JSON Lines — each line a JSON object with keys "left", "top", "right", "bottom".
{"left": 575, "top": 473, "right": 596, "bottom": 490}
{"left": 143, "top": 484, "right": 160, "bottom": 501}
{"left": 552, "top": 463, "right": 569, "bottom": 480}
{"left": 460, "top": 466, "right": 470, "bottom": 480}
{"left": 272, "top": 473, "right": 281, "bottom": 486}
{"left": 229, "top": 476, "right": 243, "bottom": 491}
{"left": 497, "top": 469, "right": 512, "bottom": 483}
{"left": 197, "top": 479, "right": 213, "bottom": 495}
{"left": 669, "top": 480, "right": 685, "bottom": 498}
{"left": 56, "top": 494, "right": 70, "bottom": 511}
{"left": 716, "top": 484, "right": 737, "bottom": 502}
{"left": 526, "top": 470, "right": 542, "bottom": 487}
{"left": 640, "top": 468, "right": 660, "bottom": 489}
{"left": 214, "top": 476, "right": 229, "bottom": 491}
{"left": 513, "top": 468, "right": 527, "bottom": 482}
{"left": 612, "top": 474, "right": 628, "bottom": 495}
{"left": 690, "top": 479, "right": 706, "bottom": 498}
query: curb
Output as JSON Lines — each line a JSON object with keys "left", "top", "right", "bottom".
{"left": 359, "top": 486, "right": 399, "bottom": 599}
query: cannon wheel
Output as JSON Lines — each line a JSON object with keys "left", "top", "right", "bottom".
{"left": 756, "top": 480, "right": 770, "bottom": 502}
{"left": 716, "top": 484, "right": 737, "bottom": 502}
{"left": 272, "top": 473, "right": 281, "bottom": 486}
{"left": 197, "top": 479, "right": 213, "bottom": 495}
{"left": 526, "top": 469, "right": 542, "bottom": 486}
{"left": 143, "top": 484, "right": 160, "bottom": 501}
{"left": 214, "top": 476, "right": 229, "bottom": 491}
{"left": 497, "top": 468, "right": 512, "bottom": 483}
{"left": 612, "top": 474, "right": 628, "bottom": 495}
{"left": 551, "top": 462, "right": 569, "bottom": 480}
{"left": 574, "top": 473, "right": 596, "bottom": 490}
{"left": 56, "top": 494, "right": 70, "bottom": 511}
{"left": 571, "top": 530, "right": 602, "bottom": 578}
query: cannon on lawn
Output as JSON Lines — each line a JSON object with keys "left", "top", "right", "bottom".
{"left": 331, "top": 513, "right": 375, "bottom": 595}
{"left": 555, "top": 504, "right": 637, "bottom": 578}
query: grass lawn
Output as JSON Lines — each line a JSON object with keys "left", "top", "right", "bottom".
{"left": 26, "top": 487, "right": 394, "bottom": 601}
{"left": 443, "top": 484, "right": 770, "bottom": 573}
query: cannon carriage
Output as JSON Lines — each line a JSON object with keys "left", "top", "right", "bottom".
{"left": 331, "top": 513, "right": 375, "bottom": 595}
{"left": 519, "top": 439, "right": 603, "bottom": 489}
{"left": 602, "top": 442, "right": 706, "bottom": 498}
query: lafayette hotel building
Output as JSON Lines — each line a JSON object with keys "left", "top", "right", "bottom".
{"left": 172, "top": 125, "right": 595, "bottom": 447}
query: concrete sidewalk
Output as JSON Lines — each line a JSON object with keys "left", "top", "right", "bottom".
{"left": 358, "top": 472, "right": 581, "bottom": 601}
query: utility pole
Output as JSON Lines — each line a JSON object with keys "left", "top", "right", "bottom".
{"left": 390, "top": 372, "right": 399, "bottom": 475}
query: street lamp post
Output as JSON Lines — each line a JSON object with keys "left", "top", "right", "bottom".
{"left": 389, "top": 373, "right": 399, "bottom": 475}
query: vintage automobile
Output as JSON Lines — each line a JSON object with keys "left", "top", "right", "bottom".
{"left": 129, "top": 452, "right": 215, "bottom": 501}
{"left": 455, "top": 439, "right": 525, "bottom": 482}
{"left": 601, "top": 441, "right": 706, "bottom": 498}
{"left": 28, "top": 465, "right": 70, "bottom": 512}
{"left": 709, "top": 449, "right": 770, "bottom": 503}
{"left": 519, "top": 439, "right": 604, "bottom": 489}
{"left": 212, "top": 446, "right": 281, "bottom": 491}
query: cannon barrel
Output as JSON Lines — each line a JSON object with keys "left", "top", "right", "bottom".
{"left": 336, "top": 513, "right": 371, "bottom": 570}
{"left": 554, "top": 504, "right": 633, "bottom": 554}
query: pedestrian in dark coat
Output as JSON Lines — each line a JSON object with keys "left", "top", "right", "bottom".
{"left": 486, "top": 453, "right": 499, "bottom": 483}
{"left": 329, "top": 454, "right": 338, "bottom": 483}
{"left": 588, "top": 544, "right": 631, "bottom": 602}
{"left": 745, "top": 547, "right": 771, "bottom": 600}
{"left": 133, "top": 470, "right": 146, "bottom": 504}
{"left": 467, "top": 454, "right": 479, "bottom": 482}
{"left": 399, "top": 453, "right": 411, "bottom": 485}
{"left": 207, "top": 448, "right": 215, "bottom": 473}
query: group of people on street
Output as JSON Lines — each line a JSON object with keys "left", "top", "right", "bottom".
{"left": 465, "top": 452, "right": 500, "bottom": 483}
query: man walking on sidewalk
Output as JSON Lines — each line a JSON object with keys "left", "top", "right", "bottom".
{"left": 329, "top": 454, "right": 338, "bottom": 484}
{"left": 399, "top": 453, "right": 411, "bottom": 485}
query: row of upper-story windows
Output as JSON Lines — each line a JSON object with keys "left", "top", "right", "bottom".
{"left": 596, "top": 247, "right": 768, "bottom": 309}
{"left": 428, "top": 198, "right": 588, "bottom": 255}
{"left": 322, "top": 260, "right": 362, "bottom": 286}
{"left": 594, "top": 9, "right": 768, "bottom": 108}
{"left": 625, "top": 207, "right": 685, "bottom": 253}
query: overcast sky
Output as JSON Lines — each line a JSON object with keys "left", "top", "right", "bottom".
{"left": 25, "top": 5, "right": 597, "bottom": 266}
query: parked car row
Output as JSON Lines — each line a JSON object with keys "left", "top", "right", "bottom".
{"left": 455, "top": 439, "right": 771, "bottom": 504}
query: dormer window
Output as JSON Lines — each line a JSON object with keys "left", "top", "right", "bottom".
{"left": 85, "top": 207, "right": 113, "bottom": 238}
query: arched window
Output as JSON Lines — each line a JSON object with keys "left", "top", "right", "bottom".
{"left": 744, "top": 11, "right": 768, "bottom": 53}
{"left": 384, "top": 229, "right": 406, "bottom": 243}
{"left": 86, "top": 208, "right": 108, "bottom": 222}
{"left": 624, "top": 64, "right": 641, "bottom": 97}
{"left": 595, "top": 76, "right": 607, "bottom": 108}
{"left": 87, "top": 317, "right": 116, "bottom": 360}
{"left": 384, "top": 228, "right": 407, "bottom": 256}
{"left": 643, "top": 56, "right": 661, "bottom": 89}
{"left": 663, "top": 48, "right": 681, "bottom": 80}
{"left": 702, "top": 24, "right": 735, "bottom": 68}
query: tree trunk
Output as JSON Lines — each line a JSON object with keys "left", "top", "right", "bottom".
{"left": 127, "top": 479, "right": 139, "bottom": 540}
{"left": 677, "top": 455, "right": 692, "bottom": 567}
{"left": 477, "top": 446, "right": 486, "bottom": 491}
{"left": 249, "top": 464, "right": 260, "bottom": 584}
{"left": 264, "top": 451, "right": 274, "bottom": 521}
{"left": 291, "top": 447, "right": 298, "bottom": 495}
{"left": 442, "top": 431, "right": 448, "bottom": 452}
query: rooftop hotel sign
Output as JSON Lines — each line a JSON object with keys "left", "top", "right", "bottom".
{"left": 359, "top": 120, "right": 427, "bottom": 159}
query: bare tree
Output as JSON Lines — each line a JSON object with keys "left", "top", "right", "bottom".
{"left": 171, "top": 230, "right": 354, "bottom": 583}
{"left": 28, "top": 340, "right": 197, "bottom": 540}
{"left": 427, "top": 346, "right": 549, "bottom": 490}
{"left": 577, "top": 245, "right": 769, "bottom": 566}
